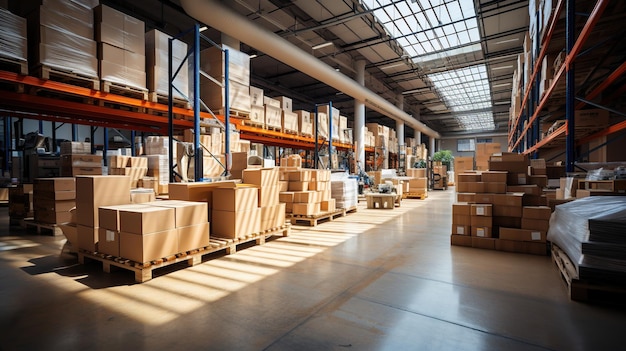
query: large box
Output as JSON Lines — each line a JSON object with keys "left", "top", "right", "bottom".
{"left": 451, "top": 234, "right": 473, "bottom": 247}
{"left": 321, "top": 199, "right": 336, "bottom": 212}
{"left": 257, "top": 185, "right": 280, "bottom": 207}
{"left": 242, "top": 168, "right": 279, "bottom": 187}
{"left": 294, "top": 191, "right": 321, "bottom": 204}
{"left": 292, "top": 203, "right": 320, "bottom": 216}
{"left": 94, "top": 5, "right": 145, "bottom": 54}
{"left": 575, "top": 109, "right": 609, "bottom": 128}
{"left": 260, "top": 203, "right": 286, "bottom": 230}
{"left": 75, "top": 176, "right": 131, "bottom": 227}
{"left": 99, "top": 204, "right": 147, "bottom": 231}
{"left": 212, "top": 208, "right": 261, "bottom": 239}
{"left": 34, "top": 177, "right": 75, "bottom": 192}
{"left": 77, "top": 224, "right": 98, "bottom": 252}
{"left": 119, "top": 206, "right": 176, "bottom": 234}
{"left": 168, "top": 181, "right": 236, "bottom": 202}
{"left": 146, "top": 200, "right": 208, "bottom": 228}
{"left": 499, "top": 227, "right": 546, "bottom": 242}
{"left": 471, "top": 237, "right": 497, "bottom": 250}
{"left": 481, "top": 171, "right": 507, "bottom": 183}
{"left": 212, "top": 185, "right": 259, "bottom": 212}
{"left": 119, "top": 229, "right": 178, "bottom": 263}
{"left": 471, "top": 204, "right": 492, "bottom": 217}
{"left": 523, "top": 206, "right": 551, "bottom": 220}
{"left": 288, "top": 170, "right": 312, "bottom": 182}
{"left": 177, "top": 222, "right": 210, "bottom": 253}
{"left": 408, "top": 177, "right": 428, "bottom": 190}
{"left": 98, "top": 227, "right": 120, "bottom": 257}
{"left": 145, "top": 29, "right": 188, "bottom": 99}
{"left": 521, "top": 218, "right": 549, "bottom": 232}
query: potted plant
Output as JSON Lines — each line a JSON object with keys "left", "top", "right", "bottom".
{"left": 432, "top": 150, "right": 454, "bottom": 172}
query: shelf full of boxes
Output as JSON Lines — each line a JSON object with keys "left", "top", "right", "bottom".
{"left": 507, "top": 0, "right": 625, "bottom": 168}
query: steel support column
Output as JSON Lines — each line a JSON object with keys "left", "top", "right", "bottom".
{"left": 565, "top": 0, "right": 575, "bottom": 172}
{"left": 354, "top": 60, "right": 366, "bottom": 172}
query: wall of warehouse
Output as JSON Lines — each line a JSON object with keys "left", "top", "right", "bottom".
{"left": 17, "top": 118, "right": 131, "bottom": 149}
{"left": 439, "top": 135, "right": 507, "bottom": 158}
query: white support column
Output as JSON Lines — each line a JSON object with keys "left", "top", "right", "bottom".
{"left": 355, "top": 60, "right": 366, "bottom": 172}
{"left": 414, "top": 110, "right": 422, "bottom": 145}
{"left": 430, "top": 136, "right": 436, "bottom": 159}
{"left": 396, "top": 93, "right": 405, "bottom": 172}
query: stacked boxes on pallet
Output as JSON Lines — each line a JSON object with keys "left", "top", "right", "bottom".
{"left": 295, "top": 110, "right": 313, "bottom": 136}
{"left": 330, "top": 173, "right": 358, "bottom": 210}
{"left": 276, "top": 96, "right": 298, "bottom": 134}
{"left": 475, "top": 142, "right": 501, "bottom": 171}
{"left": 211, "top": 183, "right": 261, "bottom": 239}
{"left": 26, "top": 0, "right": 98, "bottom": 78}
{"left": 95, "top": 4, "right": 146, "bottom": 90}
{"left": 264, "top": 96, "right": 282, "bottom": 129}
{"left": 75, "top": 175, "right": 132, "bottom": 252}
{"left": 144, "top": 136, "right": 173, "bottom": 195}
{"left": 146, "top": 29, "right": 188, "bottom": 100}
{"left": 0, "top": 8, "right": 27, "bottom": 67}
{"left": 33, "top": 178, "right": 75, "bottom": 225}
{"left": 278, "top": 166, "right": 333, "bottom": 216}
{"left": 9, "top": 184, "right": 33, "bottom": 220}
{"left": 200, "top": 44, "right": 251, "bottom": 113}
{"left": 243, "top": 167, "right": 286, "bottom": 231}
{"left": 249, "top": 86, "right": 265, "bottom": 126}
{"left": 406, "top": 168, "right": 428, "bottom": 196}
{"left": 108, "top": 155, "right": 148, "bottom": 188}
{"left": 314, "top": 106, "right": 335, "bottom": 140}
{"left": 59, "top": 141, "right": 101, "bottom": 176}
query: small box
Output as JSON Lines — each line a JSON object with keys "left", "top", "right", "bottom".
{"left": 177, "top": 222, "right": 210, "bottom": 253}
{"left": 471, "top": 204, "right": 492, "bottom": 216}
{"left": 451, "top": 234, "right": 472, "bottom": 247}
{"left": 212, "top": 185, "right": 259, "bottom": 212}
{"left": 292, "top": 203, "right": 320, "bottom": 216}
{"left": 119, "top": 205, "right": 176, "bottom": 234}
{"left": 452, "top": 224, "right": 470, "bottom": 235}
{"left": 499, "top": 227, "right": 545, "bottom": 242}
{"left": 288, "top": 181, "right": 309, "bottom": 192}
{"left": 481, "top": 171, "right": 507, "bottom": 183}
{"left": 453, "top": 203, "right": 471, "bottom": 216}
{"left": 242, "top": 168, "right": 279, "bottom": 187}
{"left": 471, "top": 226, "right": 492, "bottom": 238}
{"left": 321, "top": 199, "right": 336, "bottom": 212}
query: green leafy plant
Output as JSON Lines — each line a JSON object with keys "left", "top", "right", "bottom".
{"left": 414, "top": 159, "right": 427, "bottom": 168}
{"left": 432, "top": 150, "right": 454, "bottom": 163}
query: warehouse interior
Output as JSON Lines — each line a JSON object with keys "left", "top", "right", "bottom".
{"left": 1, "top": 0, "right": 626, "bottom": 349}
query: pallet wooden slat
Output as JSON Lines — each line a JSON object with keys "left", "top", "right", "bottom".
{"left": 78, "top": 224, "right": 291, "bottom": 283}
{"left": 288, "top": 208, "right": 347, "bottom": 226}
{"left": 101, "top": 80, "right": 148, "bottom": 100}
{"left": 34, "top": 64, "right": 100, "bottom": 90}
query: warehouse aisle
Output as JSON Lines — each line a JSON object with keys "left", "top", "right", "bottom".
{"left": 1, "top": 190, "right": 625, "bottom": 350}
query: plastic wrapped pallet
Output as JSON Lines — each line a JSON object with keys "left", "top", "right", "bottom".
{"left": 146, "top": 29, "right": 188, "bottom": 100}
{"left": 547, "top": 197, "right": 626, "bottom": 280}
{"left": 0, "top": 8, "right": 27, "bottom": 62}
{"left": 330, "top": 172, "right": 358, "bottom": 209}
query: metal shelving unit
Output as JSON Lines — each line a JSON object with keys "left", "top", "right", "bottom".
{"left": 508, "top": 0, "right": 626, "bottom": 172}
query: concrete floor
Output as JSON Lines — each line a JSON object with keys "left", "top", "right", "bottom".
{"left": 1, "top": 189, "right": 625, "bottom": 350}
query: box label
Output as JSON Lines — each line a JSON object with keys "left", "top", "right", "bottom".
{"left": 457, "top": 226, "right": 465, "bottom": 235}
{"left": 106, "top": 230, "right": 115, "bottom": 242}
{"left": 477, "top": 228, "right": 485, "bottom": 237}
{"left": 531, "top": 231, "right": 541, "bottom": 241}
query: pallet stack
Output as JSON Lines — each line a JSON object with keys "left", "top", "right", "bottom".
{"left": 294, "top": 110, "right": 313, "bottom": 136}
{"left": 146, "top": 28, "right": 188, "bottom": 101}
{"left": 242, "top": 167, "right": 286, "bottom": 232}
{"left": 211, "top": 184, "right": 260, "bottom": 239}
{"left": 60, "top": 141, "right": 101, "bottom": 177}
{"left": 249, "top": 86, "right": 265, "bottom": 127}
{"left": 144, "top": 136, "right": 173, "bottom": 194}
{"left": 405, "top": 168, "right": 428, "bottom": 198}
{"left": 475, "top": 142, "right": 501, "bottom": 171}
{"left": 8, "top": 184, "right": 33, "bottom": 220}
{"left": 33, "top": 178, "right": 75, "bottom": 225}
{"left": 201, "top": 44, "right": 251, "bottom": 114}
{"left": 278, "top": 167, "right": 334, "bottom": 217}
{"left": 108, "top": 155, "right": 148, "bottom": 188}
{"left": 277, "top": 96, "right": 298, "bottom": 134}
{"left": 0, "top": 7, "right": 27, "bottom": 74}
{"left": 95, "top": 4, "right": 146, "bottom": 92}
{"left": 263, "top": 96, "right": 282, "bottom": 130}
{"left": 330, "top": 174, "right": 358, "bottom": 210}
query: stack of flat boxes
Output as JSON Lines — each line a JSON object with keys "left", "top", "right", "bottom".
{"left": 211, "top": 184, "right": 260, "bottom": 239}
{"left": 264, "top": 96, "right": 282, "bottom": 130}
{"left": 243, "top": 168, "right": 286, "bottom": 231}
{"left": 453, "top": 156, "right": 474, "bottom": 186}
{"left": 317, "top": 105, "right": 339, "bottom": 142}
{"left": 330, "top": 177, "right": 358, "bottom": 210}
{"left": 406, "top": 168, "right": 428, "bottom": 195}
{"left": 294, "top": 110, "right": 313, "bottom": 136}
{"left": 201, "top": 44, "right": 251, "bottom": 113}
{"left": 475, "top": 142, "right": 501, "bottom": 171}
{"left": 144, "top": 136, "right": 172, "bottom": 195}
{"left": 98, "top": 200, "right": 209, "bottom": 262}
{"left": 75, "top": 175, "right": 132, "bottom": 252}
{"left": 8, "top": 184, "right": 33, "bottom": 220}
{"left": 27, "top": 0, "right": 98, "bottom": 78}
{"left": 0, "top": 8, "right": 27, "bottom": 67}
{"left": 249, "top": 86, "right": 265, "bottom": 126}
{"left": 95, "top": 4, "right": 146, "bottom": 90}
{"left": 146, "top": 29, "right": 188, "bottom": 100}
{"left": 499, "top": 206, "right": 551, "bottom": 253}
{"left": 279, "top": 168, "right": 334, "bottom": 216}
{"left": 108, "top": 155, "right": 148, "bottom": 188}
{"left": 277, "top": 96, "right": 298, "bottom": 134}
{"left": 61, "top": 151, "right": 102, "bottom": 177}
{"left": 33, "top": 178, "right": 75, "bottom": 225}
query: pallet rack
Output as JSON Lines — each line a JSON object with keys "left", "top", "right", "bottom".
{"left": 507, "top": 0, "right": 626, "bottom": 172}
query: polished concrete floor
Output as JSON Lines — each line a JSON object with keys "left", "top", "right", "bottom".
{"left": 1, "top": 189, "right": 625, "bottom": 350}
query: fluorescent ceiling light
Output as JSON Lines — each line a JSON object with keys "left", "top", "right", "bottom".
{"left": 312, "top": 42, "right": 334, "bottom": 50}
{"left": 494, "top": 38, "right": 519, "bottom": 45}
{"left": 493, "top": 101, "right": 511, "bottom": 105}
{"left": 380, "top": 62, "right": 405, "bottom": 70}
{"left": 492, "top": 83, "right": 512, "bottom": 88}
{"left": 199, "top": 26, "right": 208, "bottom": 32}
{"left": 249, "top": 54, "right": 258, "bottom": 59}
{"left": 492, "top": 65, "right": 513, "bottom": 70}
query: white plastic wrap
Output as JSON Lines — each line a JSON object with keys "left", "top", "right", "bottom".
{"left": 200, "top": 44, "right": 250, "bottom": 85}
{"left": 330, "top": 172, "right": 359, "bottom": 209}
{"left": 99, "top": 42, "right": 146, "bottom": 89}
{"left": 0, "top": 8, "right": 27, "bottom": 61}
{"left": 547, "top": 196, "right": 626, "bottom": 276}
{"left": 39, "top": 0, "right": 95, "bottom": 38}
{"left": 38, "top": 25, "right": 98, "bottom": 78}
{"left": 146, "top": 29, "right": 189, "bottom": 99}
{"left": 95, "top": 5, "right": 145, "bottom": 54}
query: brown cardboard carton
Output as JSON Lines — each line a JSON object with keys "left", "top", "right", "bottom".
{"left": 293, "top": 191, "right": 321, "bottom": 204}
{"left": 59, "top": 223, "right": 78, "bottom": 247}
{"left": 242, "top": 168, "right": 279, "bottom": 187}
{"left": 406, "top": 168, "right": 426, "bottom": 178}
{"left": 177, "top": 222, "right": 210, "bottom": 253}
{"left": 457, "top": 193, "right": 474, "bottom": 202}
{"left": 168, "top": 181, "right": 236, "bottom": 202}
{"left": 471, "top": 215, "right": 492, "bottom": 228}
{"left": 98, "top": 228, "right": 120, "bottom": 257}
{"left": 523, "top": 195, "right": 548, "bottom": 207}
{"left": 453, "top": 215, "right": 471, "bottom": 226}
{"left": 34, "top": 210, "right": 72, "bottom": 224}
{"left": 99, "top": 204, "right": 149, "bottom": 231}
{"left": 311, "top": 169, "right": 331, "bottom": 181}
{"left": 507, "top": 172, "right": 527, "bottom": 185}
{"left": 75, "top": 176, "right": 132, "bottom": 227}
{"left": 492, "top": 193, "right": 524, "bottom": 207}
{"left": 119, "top": 229, "right": 178, "bottom": 263}
{"left": 212, "top": 185, "right": 259, "bottom": 212}
{"left": 452, "top": 203, "right": 471, "bottom": 216}
{"left": 109, "top": 155, "right": 130, "bottom": 168}
{"left": 451, "top": 234, "right": 472, "bottom": 247}
{"left": 279, "top": 192, "right": 295, "bottom": 203}
{"left": 77, "top": 225, "right": 98, "bottom": 252}
{"left": 529, "top": 175, "right": 548, "bottom": 188}
{"left": 521, "top": 218, "right": 550, "bottom": 232}
{"left": 257, "top": 185, "right": 280, "bottom": 207}
{"left": 292, "top": 203, "right": 321, "bottom": 216}
{"left": 499, "top": 227, "right": 545, "bottom": 242}
{"left": 481, "top": 171, "right": 507, "bottom": 183}
{"left": 147, "top": 200, "right": 208, "bottom": 227}
{"left": 34, "top": 177, "right": 75, "bottom": 192}
{"left": 452, "top": 224, "right": 470, "bottom": 235}
{"left": 507, "top": 185, "right": 542, "bottom": 196}
{"left": 260, "top": 203, "right": 286, "bottom": 230}
{"left": 493, "top": 206, "right": 523, "bottom": 218}
{"left": 212, "top": 208, "right": 261, "bottom": 239}
{"left": 488, "top": 161, "right": 529, "bottom": 174}
{"left": 288, "top": 181, "right": 309, "bottom": 192}
{"left": 119, "top": 206, "right": 176, "bottom": 234}
{"left": 278, "top": 181, "right": 288, "bottom": 192}
{"left": 485, "top": 182, "right": 507, "bottom": 194}
{"left": 473, "top": 193, "right": 494, "bottom": 204}
{"left": 471, "top": 226, "right": 492, "bottom": 238}
{"left": 457, "top": 173, "right": 482, "bottom": 182}
{"left": 471, "top": 204, "right": 492, "bottom": 216}
{"left": 309, "top": 181, "right": 331, "bottom": 191}
{"left": 408, "top": 178, "right": 428, "bottom": 190}
{"left": 493, "top": 216, "right": 522, "bottom": 228}
{"left": 523, "top": 206, "right": 552, "bottom": 220}
{"left": 471, "top": 237, "right": 496, "bottom": 249}
{"left": 288, "top": 170, "right": 312, "bottom": 182}
{"left": 496, "top": 239, "right": 548, "bottom": 255}
{"left": 33, "top": 198, "right": 75, "bottom": 212}
{"left": 321, "top": 199, "right": 336, "bottom": 212}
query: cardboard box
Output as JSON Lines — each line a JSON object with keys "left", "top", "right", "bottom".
{"left": 321, "top": 199, "right": 336, "bottom": 212}
{"left": 453, "top": 215, "right": 471, "bottom": 226}
{"left": 493, "top": 216, "right": 522, "bottom": 228}
{"left": 523, "top": 195, "right": 548, "bottom": 207}
{"left": 529, "top": 175, "right": 548, "bottom": 188}
{"left": 177, "top": 222, "right": 210, "bottom": 253}
{"left": 33, "top": 198, "right": 75, "bottom": 212}
{"left": 499, "top": 227, "right": 545, "bottom": 242}
{"left": 77, "top": 225, "right": 98, "bottom": 252}
{"left": 575, "top": 109, "right": 609, "bottom": 128}
{"left": 488, "top": 161, "right": 529, "bottom": 174}
{"left": 507, "top": 172, "right": 528, "bottom": 186}
{"left": 34, "top": 210, "right": 72, "bottom": 224}
{"left": 471, "top": 204, "right": 492, "bottom": 216}
{"left": 496, "top": 239, "right": 548, "bottom": 255}
{"left": 288, "top": 181, "right": 309, "bottom": 192}
{"left": 147, "top": 200, "right": 208, "bottom": 227}
{"left": 471, "top": 216, "right": 492, "bottom": 228}
{"left": 59, "top": 223, "right": 78, "bottom": 246}
{"left": 472, "top": 226, "right": 492, "bottom": 238}
{"left": 452, "top": 203, "right": 471, "bottom": 216}
{"left": 493, "top": 205, "right": 523, "bottom": 218}
{"left": 119, "top": 206, "right": 176, "bottom": 234}
{"left": 471, "top": 236, "right": 496, "bottom": 249}
{"left": 311, "top": 169, "right": 331, "bottom": 182}
{"left": 258, "top": 185, "right": 280, "bottom": 207}
{"left": 457, "top": 173, "right": 482, "bottom": 182}
{"left": 473, "top": 193, "right": 494, "bottom": 204}
{"left": 260, "top": 203, "right": 286, "bottom": 230}
{"left": 492, "top": 193, "right": 524, "bottom": 207}
{"left": 292, "top": 203, "right": 321, "bottom": 216}
{"left": 408, "top": 178, "right": 428, "bottom": 190}
{"left": 119, "top": 229, "right": 178, "bottom": 263}
{"left": 75, "top": 176, "right": 132, "bottom": 227}
{"left": 168, "top": 181, "right": 236, "bottom": 202}
{"left": 451, "top": 234, "right": 472, "bottom": 247}
{"left": 279, "top": 192, "right": 295, "bottom": 203}
{"left": 212, "top": 208, "right": 261, "bottom": 239}
{"left": 481, "top": 171, "right": 507, "bottom": 183}
{"left": 293, "top": 191, "right": 321, "bottom": 204}
{"left": 452, "top": 224, "right": 470, "bottom": 235}
{"left": 485, "top": 182, "right": 507, "bottom": 194}
{"left": 212, "top": 185, "right": 259, "bottom": 212}
{"left": 406, "top": 168, "right": 427, "bottom": 178}
{"left": 130, "top": 190, "right": 156, "bottom": 204}
{"left": 242, "top": 168, "right": 279, "bottom": 187}
{"left": 98, "top": 204, "right": 148, "bottom": 231}
{"left": 457, "top": 193, "right": 474, "bottom": 202}
{"left": 521, "top": 218, "right": 549, "bottom": 232}
{"left": 34, "top": 177, "right": 75, "bottom": 192}
{"left": 523, "top": 206, "right": 552, "bottom": 220}
{"left": 457, "top": 182, "right": 486, "bottom": 193}
{"left": 507, "top": 185, "right": 542, "bottom": 195}
{"left": 288, "top": 170, "right": 312, "bottom": 182}
{"left": 98, "top": 227, "right": 120, "bottom": 257}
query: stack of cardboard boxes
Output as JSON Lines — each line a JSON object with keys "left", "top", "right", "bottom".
{"left": 108, "top": 155, "right": 148, "bottom": 188}
{"left": 295, "top": 110, "right": 313, "bottom": 136}
{"left": 201, "top": 44, "right": 251, "bottom": 113}
{"left": 33, "top": 178, "right": 75, "bottom": 225}
{"left": 8, "top": 184, "right": 33, "bottom": 220}
{"left": 475, "top": 143, "right": 501, "bottom": 171}
{"left": 145, "top": 28, "right": 188, "bottom": 100}
{"left": 0, "top": 8, "right": 27, "bottom": 69}
{"left": 249, "top": 86, "right": 265, "bottom": 126}
{"left": 276, "top": 96, "right": 298, "bottom": 134}
{"left": 330, "top": 176, "right": 358, "bottom": 210}
{"left": 278, "top": 167, "right": 334, "bottom": 216}
{"left": 264, "top": 96, "right": 282, "bottom": 130}
{"left": 211, "top": 184, "right": 260, "bottom": 239}
{"left": 59, "top": 142, "right": 102, "bottom": 177}
{"left": 243, "top": 167, "right": 286, "bottom": 231}
{"left": 144, "top": 136, "right": 172, "bottom": 194}
{"left": 95, "top": 4, "right": 146, "bottom": 90}
{"left": 405, "top": 168, "right": 428, "bottom": 196}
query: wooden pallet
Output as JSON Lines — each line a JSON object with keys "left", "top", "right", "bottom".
{"left": 552, "top": 244, "right": 626, "bottom": 303}
{"left": 21, "top": 218, "right": 64, "bottom": 236}
{"left": 404, "top": 192, "right": 428, "bottom": 200}
{"left": 288, "top": 208, "right": 347, "bottom": 226}
{"left": 148, "top": 92, "right": 191, "bottom": 109}
{"left": 283, "top": 129, "right": 299, "bottom": 135}
{"left": 34, "top": 64, "right": 99, "bottom": 90}
{"left": 78, "top": 224, "right": 291, "bottom": 283}
{"left": 0, "top": 56, "right": 28, "bottom": 75}
{"left": 218, "top": 108, "right": 251, "bottom": 119}
{"left": 344, "top": 206, "right": 358, "bottom": 214}
{"left": 265, "top": 125, "right": 282, "bottom": 132}
{"left": 243, "top": 120, "right": 265, "bottom": 129}
{"left": 101, "top": 81, "right": 148, "bottom": 100}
